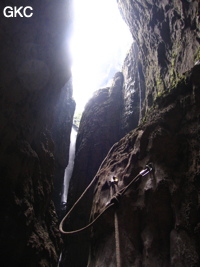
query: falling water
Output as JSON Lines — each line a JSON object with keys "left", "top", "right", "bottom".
{"left": 62, "top": 125, "right": 77, "bottom": 203}
{"left": 137, "top": 69, "right": 142, "bottom": 122}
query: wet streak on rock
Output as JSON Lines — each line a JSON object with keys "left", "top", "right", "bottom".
{"left": 118, "top": 0, "right": 200, "bottom": 117}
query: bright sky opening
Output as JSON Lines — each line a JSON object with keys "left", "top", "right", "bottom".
{"left": 70, "top": 0, "right": 133, "bottom": 112}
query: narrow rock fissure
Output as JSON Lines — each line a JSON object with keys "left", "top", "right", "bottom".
{"left": 60, "top": 1, "right": 200, "bottom": 266}
{"left": 0, "top": 1, "right": 199, "bottom": 266}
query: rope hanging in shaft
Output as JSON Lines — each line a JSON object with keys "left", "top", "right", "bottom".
{"left": 110, "top": 176, "right": 121, "bottom": 267}
{"left": 59, "top": 163, "right": 153, "bottom": 235}
{"left": 114, "top": 212, "right": 121, "bottom": 267}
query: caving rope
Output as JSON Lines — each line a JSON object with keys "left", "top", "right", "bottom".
{"left": 59, "top": 163, "right": 153, "bottom": 235}
{"left": 109, "top": 176, "right": 121, "bottom": 267}
{"left": 59, "top": 163, "right": 153, "bottom": 266}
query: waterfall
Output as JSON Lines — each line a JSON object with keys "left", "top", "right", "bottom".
{"left": 137, "top": 69, "right": 142, "bottom": 123}
{"left": 62, "top": 125, "right": 77, "bottom": 203}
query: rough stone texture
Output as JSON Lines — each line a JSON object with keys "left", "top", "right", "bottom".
{"left": 89, "top": 65, "right": 200, "bottom": 267}
{"left": 118, "top": 0, "right": 200, "bottom": 116}
{"left": 121, "top": 43, "right": 146, "bottom": 133}
{"left": 61, "top": 72, "right": 125, "bottom": 267}
{"left": 0, "top": 1, "right": 73, "bottom": 266}
{"left": 62, "top": 1, "right": 200, "bottom": 266}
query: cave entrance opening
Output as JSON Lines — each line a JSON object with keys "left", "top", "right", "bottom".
{"left": 70, "top": 0, "right": 133, "bottom": 116}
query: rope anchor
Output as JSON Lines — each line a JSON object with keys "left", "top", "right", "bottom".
{"left": 110, "top": 163, "right": 153, "bottom": 267}
{"left": 139, "top": 163, "right": 153, "bottom": 176}
{"left": 59, "top": 163, "right": 153, "bottom": 235}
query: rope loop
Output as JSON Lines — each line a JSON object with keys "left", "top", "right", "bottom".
{"left": 59, "top": 163, "right": 153, "bottom": 235}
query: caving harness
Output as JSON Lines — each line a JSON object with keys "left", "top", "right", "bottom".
{"left": 59, "top": 163, "right": 153, "bottom": 266}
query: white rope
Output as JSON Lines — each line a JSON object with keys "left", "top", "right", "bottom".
{"left": 114, "top": 211, "right": 121, "bottom": 267}
{"left": 110, "top": 183, "right": 121, "bottom": 267}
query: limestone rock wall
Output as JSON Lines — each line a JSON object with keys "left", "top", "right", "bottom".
{"left": 0, "top": 1, "right": 73, "bottom": 266}
{"left": 121, "top": 43, "right": 146, "bottom": 133}
{"left": 89, "top": 65, "right": 200, "bottom": 267}
{"left": 87, "top": 1, "right": 200, "bottom": 265}
{"left": 118, "top": 0, "right": 200, "bottom": 116}
{"left": 62, "top": 0, "right": 200, "bottom": 266}
{"left": 62, "top": 72, "right": 125, "bottom": 267}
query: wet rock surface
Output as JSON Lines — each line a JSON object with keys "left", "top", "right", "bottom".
{"left": 0, "top": 0, "right": 199, "bottom": 266}
{"left": 63, "top": 1, "right": 200, "bottom": 266}
{"left": 118, "top": 0, "right": 200, "bottom": 115}
{"left": 121, "top": 43, "right": 145, "bottom": 132}
{"left": 89, "top": 65, "right": 200, "bottom": 266}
